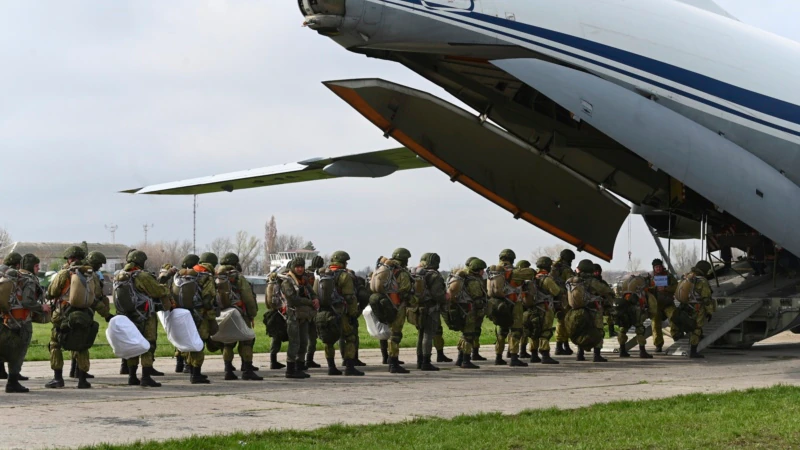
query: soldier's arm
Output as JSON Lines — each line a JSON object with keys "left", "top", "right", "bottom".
{"left": 46, "top": 271, "right": 68, "bottom": 300}
{"left": 239, "top": 277, "right": 258, "bottom": 319}
{"left": 20, "top": 279, "right": 44, "bottom": 313}
{"left": 136, "top": 273, "right": 172, "bottom": 310}
{"left": 338, "top": 273, "right": 358, "bottom": 317}
{"left": 699, "top": 280, "right": 715, "bottom": 313}
{"left": 465, "top": 279, "right": 484, "bottom": 301}
{"left": 542, "top": 277, "right": 562, "bottom": 297}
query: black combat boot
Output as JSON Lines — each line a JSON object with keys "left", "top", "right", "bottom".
{"left": 562, "top": 342, "right": 574, "bottom": 355}
{"left": 305, "top": 355, "right": 321, "bottom": 369}
{"left": 175, "top": 355, "right": 185, "bottom": 373}
{"left": 327, "top": 358, "right": 342, "bottom": 376}
{"left": 128, "top": 365, "right": 141, "bottom": 386}
{"left": 421, "top": 355, "right": 440, "bottom": 371}
{"left": 190, "top": 366, "right": 211, "bottom": 384}
{"left": 120, "top": 359, "right": 129, "bottom": 375}
{"left": 505, "top": 350, "right": 512, "bottom": 359}
{"left": 655, "top": 346, "right": 663, "bottom": 353}
{"left": 241, "top": 361, "right": 260, "bottom": 372}
{"left": 639, "top": 345, "right": 653, "bottom": 359}
{"left": 141, "top": 367, "right": 162, "bottom": 388}
{"left": 509, "top": 354, "right": 528, "bottom": 367}
{"left": 17, "top": 373, "right": 28, "bottom": 381}
{"left": 576, "top": 348, "right": 586, "bottom": 361}
{"left": 593, "top": 348, "right": 608, "bottom": 363}
{"left": 471, "top": 348, "right": 487, "bottom": 361}
{"left": 242, "top": 362, "right": 264, "bottom": 381}
{"left": 69, "top": 358, "right": 77, "bottom": 378}
{"left": 619, "top": 347, "right": 631, "bottom": 358}
{"left": 461, "top": 353, "right": 479, "bottom": 369}
{"left": 529, "top": 349, "right": 542, "bottom": 364}
{"left": 344, "top": 359, "right": 364, "bottom": 376}
{"left": 436, "top": 349, "right": 452, "bottom": 363}
{"left": 0, "top": 363, "right": 7, "bottom": 380}
{"left": 689, "top": 345, "right": 705, "bottom": 359}
{"left": 77, "top": 369, "right": 92, "bottom": 389}
{"left": 224, "top": 361, "right": 239, "bottom": 380}
{"left": 555, "top": 342, "right": 566, "bottom": 355}
{"left": 380, "top": 340, "right": 389, "bottom": 364}
{"left": 150, "top": 366, "right": 165, "bottom": 377}
{"left": 455, "top": 351, "right": 464, "bottom": 367}
{"left": 494, "top": 354, "right": 507, "bottom": 366}
{"left": 608, "top": 325, "right": 617, "bottom": 338}
{"left": 389, "top": 357, "right": 410, "bottom": 374}
{"left": 519, "top": 345, "right": 532, "bottom": 359}
{"left": 297, "top": 360, "right": 309, "bottom": 371}
{"left": 183, "top": 363, "right": 191, "bottom": 374}
{"left": 5, "top": 374, "right": 28, "bottom": 393}
{"left": 270, "top": 352, "right": 285, "bottom": 370}
{"left": 45, "top": 370, "right": 65, "bottom": 389}
{"left": 285, "top": 362, "right": 306, "bottom": 379}
{"left": 353, "top": 348, "right": 366, "bottom": 366}
{"left": 540, "top": 351, "right": 559, "bottom": 365}
{"left": 416, "top": 354, "right": 423, "bottom": 370}
{"left": 295, "top": 361, "right": 311, "bottom": 378}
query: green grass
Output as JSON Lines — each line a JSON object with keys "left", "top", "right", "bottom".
{"left": 25, "top": 304, "right": 616, "bottom": 361}
{"left": 85, "top": 385, "right": 800, "bottom": 450}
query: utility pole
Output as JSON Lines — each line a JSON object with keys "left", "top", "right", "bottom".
{"left": 192, "top": 195, "right": 197, "bottom": 254}
{"left": 104, "top": 224, "right": 118, "bottom": 244}
{"left": 143, "top": 223, "right": 154, "bottom": 245}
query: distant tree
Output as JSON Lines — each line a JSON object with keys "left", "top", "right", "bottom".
{"left": 0, "top": 227, "right": 11, "bottom": 250}
{"left": 672, "top": 242, "right": 699, "bottom": 275}
{"left": 208, "top": 237, "right": 234, "bottom": 257}
{"left": 303, "top": 241, "right": 316, "bottom": 251}
{"left": 275, "top": 234, "right": 305, "bottom": 252}
{"left": 530, "top": 243, "right": 568, "bottom": 262}
{"left": 265, "top": 216, "right": 277, "bottom": 256}
{"left": 235, "top": 230, "right": 261, "bottom": 274}
{"left": 626, "top": 257, "right": 643, "bottom": 273}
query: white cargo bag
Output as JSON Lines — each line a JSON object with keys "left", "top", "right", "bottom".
{"left": 363, "top": 305, "right": 391, "bottom": 340}
{"left": 211, "top": 308, "right": 256, "bottom": 344}
{"left": 157, "top": 309, "right": 204, "bottom": 352}
{"left": 106, "top": 315, "right": 150, "bottom": 359}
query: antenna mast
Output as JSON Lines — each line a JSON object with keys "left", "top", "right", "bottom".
{"left": 104, "top": 223, "right": 118, "bottom": 244}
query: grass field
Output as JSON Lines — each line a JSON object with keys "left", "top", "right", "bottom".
{"left": 84, "top": 385, "right": 800, "bottom": 450}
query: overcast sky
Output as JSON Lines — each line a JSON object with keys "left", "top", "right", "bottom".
{"left": 1, "top": 0, "right": 796, "bottom": 272}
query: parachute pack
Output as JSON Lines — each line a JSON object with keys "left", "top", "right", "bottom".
{"left": 620, "top": 274, "right": 650, "bottom": 298}
{"left": 171, "top": 269, "right": 203, "bottom": 310}
{"left": 487, "top": 266, "right": 534, "bottom": 302}
{"left": 58, "top": 308, "right": 99, "bottom": 352}
{"left": 566, "top": 276, "right": 601, "bottom": 309}
{"left": 266, "top": 272, "right": 287, "bottom": 312}
{"left": 409, "top": 267, "right": 428, "bottom": 304}
{"left": 113, "top": 271, "right": 153, "bottom": 322}
{"left": 66, "top": 267, "right": 95, "bottom": 309}
{"left": 367, "top": 293, "right": 397, "bottom": 324}
{"left": 566, "top": 308, "right": 604, "bottom": 350}
{"left": 315, "top": 309, "right": 342, "bottom": 344}
{"left": 675, "top": 273, "right": 700, "bottom": 304}
{"left": 316, "top": 268, "right": 347, "bottom": 308}
{"left": 0, "top": 271, "right": 19, "bottom": 314}
{"left": 446, "top": 272, "right": 466, "bottom": 302}
{"left": 369, "top": 257, "right": 401, "bottom": 297}
{"left": 215, "top": 267, "right": 242, "bottom": 310}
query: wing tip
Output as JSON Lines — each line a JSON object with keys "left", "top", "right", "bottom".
{"left": 120, "top": 188, "right": 143, "bottom": 194}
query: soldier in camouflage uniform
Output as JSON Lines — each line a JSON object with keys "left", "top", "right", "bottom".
{"left": 515, "top": 260, "right": 534, "bottom": 359}
{"left": 454, "top": 258, "right": 487, "bottom": 369}
{"left": 184, "top": 252, "right": 218, "bottom": 384}
{"left": 410, "top": 253, "right": 447, "bottom": 371}
{"left": 673, "top": 260, "right": 715, "bottom": 358}
{"left": 568, "top": 260, "right": 615, "bottom": 363}
{"left": 464, "top": 257, "right": 488, "bottom": 362}
{"left": 156, "top": 262, "right": 188, "bottom": 373}
{"left": 649, "top": 258, "right": 678, "bottom": 353}
{"left": 305, "top": 255, "right": 325, "bottom": 370}
{"left": 521, "top": 257, "right": 561, "bottom": 364}
{"left": 614, "top": 272, "right": 654, "bottom": 359}
{"left": 45, "top": 246, "right": 112, "bottom": 389}
{"left": 385, "top": 248, "right": 414, "bottom": 374}
{"left": 593, "top": 264, "right": 617, "bottom": 338}
{"left": 552, "top": 249, "right": 576, "bottom": 356}
{"left": 0, "top": 252, "right": 23, "bottom": 380}
{"left": 118, "top": 251, "right": 172, "bottom": 387}
{"left": 318, "top": 251, "right": 363, "bottom": 376}
{"left": 492, "top": 249, "right": 528, "bottom": 367}
{"left": 219, "top": 253, "right": 262, "bottom": 381}
{"left": 280, "top": 257, "right": 318, "bottom": 379}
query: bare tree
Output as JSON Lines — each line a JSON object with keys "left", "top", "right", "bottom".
{"left": 530, "top": 243, "right": 568, "bottom": 262}
{"left": 672, "top": 241, "right": 699, "bottom": 275}
{"left": 235, "top": 230, "right": 261, "bottom": 274}
{"left": 626, "top": 257, "right": 643, "bottom": 273}
{"left": 208, "top": 237, "right": 233, "bottom": 257}
{"left": 0, "top": 227, "right": 11, "bottom": 250}
{"left": 133, "top": 240, "right": 192, "bottom": 271}
{"left": 265, "top": 216, "right": 277, "bottom": 256}
{"left": 274, "top": 234, "right": 305, "bottom": 252}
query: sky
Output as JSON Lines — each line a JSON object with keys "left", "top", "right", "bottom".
{"left": 0, "top": 0, "right": 797, "bottom": 272}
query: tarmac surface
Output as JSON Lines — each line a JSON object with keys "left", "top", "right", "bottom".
{"left": 4, "top": 333, "right": 800, "bottom": 449}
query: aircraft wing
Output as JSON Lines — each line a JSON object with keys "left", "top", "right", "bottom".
{"left": 122, "top": 147, "right": 429, "bottom": 195}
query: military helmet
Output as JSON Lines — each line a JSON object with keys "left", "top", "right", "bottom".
{"left": 536, "top": 256, "right": 553, "bottom": 269}
{"left": 63, "top": 246, "right": 86, "bottom": 261}
{"left": 421, "top": 253, "right": 441, "bottom": 270}
{"left": 577, "top": 259, "right": 595, "bottom": 273}
{"left": 127, "top": 250, "right": 148, "bottom": 267}
{"left": 391, "top": 248, "right": 411, "bottom": 264}
{"left": 311, "top": 255, "right": 327, "bottom": 268}
{"left": 593, "top": 264, "right": 602, "bottom": 273}
{"left": 516, "top": 260, "right": 531, "bottom": 269}
{"left": 467, "top": 258, "right": 487, "bottom": 272}
{"left": 560, "top": 249, "right": 576, "bottom": 262}
{"left": 465, "top": 256, "right": 477, "bottom": 266}
{"left": 220, "top": 252, "right": 239, "bottom": 266}
{"left": 652, "top": 258, "right": 664, "bottom": 267}
{"left": 22, "top": 254, "right": 39, "bottom": 272}
{"left": 87, "top": 251, "right": 107, "bottom": 270}
{"left": 694, "top": 260, "right": 712, "bottom": 275}
{"left": 330, "top": 251, "right": 350, "bottom": 265}
{"left": 499, "top": 249, "right": 516, "bottom": 263}
{"left": 199, "top": 252, "right": 219, "bottom": 267}
{"left": 182, "top": 254, "right": 200, "bottom": 269}
{"left": 3, "top": 252, "right": 22, "bottom": 267}
{"left": 289, "top": 257, "right": 306, "bottom": 269}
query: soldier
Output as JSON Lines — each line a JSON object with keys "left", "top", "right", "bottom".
{"left": 305, "top": 255, "right": 325, "bottom": 370}
{"left": 490, "top": 249, "right": 528, "bottom": 367}
{"left": 649, "top": 258, "right": 678, "bottom": 353}
{"left": 465, "top": 257, "right": 488, "bottom": 362}
{"left": 410, "top": 253, "right": 447, "bottom": 371}
{"left": 0, "top": 252, "right": 23, "bottom": 380}
{"left": 673, "top": 260, "right": 715, "bottom": 358}
{"left": 453, "top": 257, "right": 487, "bottom": 369}
{"left": 316, "top": 251, "right": 363, "bottom": 376}
{"left": 218, "top": 253, "right": 262, "bottom": 381}
{"left": 515, "top": 260, "right": 534, "bottom": 359}
{"left": 593, "top": 264, "right": 617, "bottom": 338}
{"left": 236, "top": 261, "right": 260, "bottom": 374}
{"left": 615, "top": 274, "right": 654, "bottom": 359}
{"left": 157, "top": 263, "right": 187, "bottom": 373}
{"left": 279, "top": 257, "right": 318, "bottom": 379}
{"left": 552, "top": 249, "right": 577, "bottom": 355}
{"left": 184, "top": 252, "right": 218, "bottom": 384}
{"left": 45, "top": 246, "right": 111, "bottom": 389}
{"left": 115, "top": 250, "right": 172, "bottom": 387}
{"left": 522, "top": 257, "right": 561, "bottom": 364}
{"left": 566, "top": 259, "right": 615, "bottom": 363}
{"left": 72, "top": 251, "right": 114, "bottom": 380}
{"left": 384, "top": 248, "right": 414, "bottom": 373}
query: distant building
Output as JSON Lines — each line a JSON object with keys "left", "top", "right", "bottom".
{"left": 0, "top": 242, "right": 131, "bottom": 273}
{"left": 268, "top": 249, "right": 320, "bottom": 273}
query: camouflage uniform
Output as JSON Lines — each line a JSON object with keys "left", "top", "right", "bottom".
{"left": 219, "top": 256, "right": 262, "bottom": 381}
{"left": 410, "top": 253, "right": 447, "bottom": 371}
{"left": 185, "top": 259, "right": 217, "bottom": 384}
{"left": 567, "top": 260, "right": 614, "bottom": 362}
{"left": 552, "top": 250, "right": 576, "bottom": 355}
{"left": 1, "top": 263, "right": 44, "bottom": 392}
{"left": 649, "top": 259, "right": 678, "bottom": 351}
{"left": 386, "top": 248, "right": 413, "bottom": 373}
{"left": 319, "top": 252, "right": 363, "bottom": 376}
{"left": 280, "top": 258, "right": 317, "bottom": 379}
{"left": 454, "top": 258, "right": 487, "bottom": 369}
{"left": 491, "top": 250, "right": 529, "bottom": 367}
{"left": 671, "top": 262, "right": 715, "bottom": 358}
{"left": 521, "top": 257, "right": 561, "bottom": 364}
{"left": 614, "top": 277, "right": 654, "bottom": 359}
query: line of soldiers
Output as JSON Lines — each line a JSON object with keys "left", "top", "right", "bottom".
{"left": 0, "top": 244, "right": 716, "bottom": 392}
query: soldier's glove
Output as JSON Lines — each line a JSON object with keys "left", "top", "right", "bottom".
{"left": 105, "top": 314, "right": 114, "bottom": 323}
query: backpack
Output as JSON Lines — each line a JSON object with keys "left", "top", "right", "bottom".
{"left": 566, "top": 276, "right": 601, "bottom": 309}
{"left": 315, "top": 309, "right": 342, "bottom": 344}
{"left": 620, "top": 274, "right": 649, "bottom": 298}
{"left": 113, "top": 271, "right": 153, "bottom": 322}
{"left": 66, "top": 267, "right": 95, "bottom": 309}
{"left": 486, "top": 265, "right": 511, "bottom": 298}
{"left": 671, "top": 304, "right": 697, "bottom": 332}
{"left": 525, "top": 274, "right": 555, "bottom": 309}
{"left": 0, "top": 272, "right": 19, "bottom": 314}
{"left": 215, "top": 267, "right": 241, "bottom": 310}
{"left": 367, "top": 293, "right": 397, "bottom": 324}
{"left": 171, "top": 269, "right": 203, "bottom": 310}
{"left": 316, "top": 268, "right": 347, "bottom": 308}
{"left": 369, "top": 257, "right": 401, "bottom": 295}
{"left": 487, "top": 297, "right": 514, "bottom": 327}
{"left": 410, "top": 267, "right": 429, "bottom": 303}
{"left": 58, "top": 309, "right": 99, "bottom": 351}
{"left": 446, "top": 273, "right": 466, "bottom": 302}
{"left": 266, "top": 273, "right": 287, "bottom": 311}
{"left": 566, "top": 308, "right": 604, "bottom": 350}
{"left": 443, "top": 302, "right": 467, "bottom": 331}
{"left": 675, "top": 274, "right": 700, "bottom": 304}
{"left": 263, "top": 309, "right": 288, "bottom": 340}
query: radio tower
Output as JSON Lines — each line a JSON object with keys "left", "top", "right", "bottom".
{"left": 104, "top": 224, "right": 118, "bottom": 244}
{"left": 143, "top": 224, "right": 154, "bottom": 245}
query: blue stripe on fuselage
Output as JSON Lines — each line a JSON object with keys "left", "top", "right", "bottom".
{"left": 383, "top": 0, "right": 800, "bottom": 137}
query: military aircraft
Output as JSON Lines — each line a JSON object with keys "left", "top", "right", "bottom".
{"left": 125, "top": 0, "right": 800, "bottom": 264}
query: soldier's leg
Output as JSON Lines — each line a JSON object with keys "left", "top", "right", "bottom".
{"left": 617, "top": 307, "right": 631, "bottom": 357}
{"left": 351, "top": 318, "right": 364, "bottom": 365}
{"left": 607, "top": 312, "right": 616, "bottom": 337}
{"left": 459, "top": 309, "right": 479, "bottom": 369}
{"left": 521, "top": 309, "right": 539, "bottom": 363}
{"left": 388, "top": 305, "right": 408, "bottom": 373}
{"left": 636, "top": 307, "right": 652, "bottom": 358}
{"left": 341, "top": 315, "right": 362, "bottom": 376}
{"left": 324, "top": 340, "right": 341, "bottom": 375}
{"left": 519, "top": 323, "right": 530, "bottom": 358}
{"left": 555, "top": 303, "right": 574, "bottom": 355}
{"left": 689, "top": 308, "right": 707, "bottom": 358}
{"left": 420, "top": 307, "right": 438, "bottom": 371}
{"left": 297, "top": 320, "right": 309, "bottom": 365}
{"left": 306, "top": 321, "right": 319, "bottom": 367}
{"left": 45, "top": 323, "right": 67, "bottom": 388}
{"left": 73, "top": 350, "right": 92, "bottom": 388}
{"left": 539, "top": 309, "right": 558, "bottom": 364}
{"left": 592, "top": 310, "right": 607, "bottom": 362}
{"left": 141, "top": 315, "right": 158, "bottom": 369}
{"left": 472, "top": 313, "right": 486, "bottom": 360}
{"left": 239, "top": 337, "right": 261, "bottom": 380}
{"left": 508, "top": 302, "right": 526, "bottom": 366}
{"left": 494, "top": 325, "right": 509, "bottom": 365}
{"left": 270, "top": 336, "right": 284, "bottom": 369}
{"left": 284, "top": 312, "right": 308, "bottom": 378}
{"left": 188, "top": 315, "right": 211, "bottom": 384}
